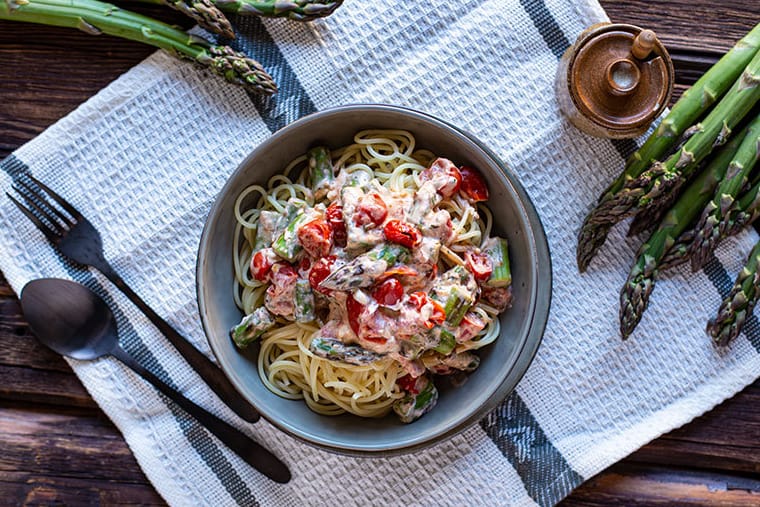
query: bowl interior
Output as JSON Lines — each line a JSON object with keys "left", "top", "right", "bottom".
{"left": 197, "top": 105, "right": 550, "bottom": 454}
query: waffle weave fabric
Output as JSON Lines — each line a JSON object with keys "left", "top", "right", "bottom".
{"left": 1, "top": 1, "right": 759, "bottom": 506}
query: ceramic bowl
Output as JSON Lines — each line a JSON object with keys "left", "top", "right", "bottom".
{"left": 197, "top": 104, "right": 551, "bottom": 455}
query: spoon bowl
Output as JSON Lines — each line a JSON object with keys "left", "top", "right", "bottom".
{"left": 21, "top": 278, "right": 117, "bottom": 360}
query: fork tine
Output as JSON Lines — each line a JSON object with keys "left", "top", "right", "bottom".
{"left": 10, "top": 184, "right": 68, "bottom": 235}
{"left": 15, "top": 178, "right": 75, "bottom": 228}
{"left": 11, "top": 182, "right": 68, "bottom": 235}
{"left": 27, "top": 175, "right": 82, "bottom": 221}
{"left": 6, "top": 192, "right": 62, "bottom": 244}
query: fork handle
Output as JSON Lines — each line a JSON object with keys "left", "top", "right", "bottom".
{"left": 110, "top": 345, "right": 290, "bottom": 483}
{"left": 96, "top": 261, "right": 260, "bottom": 423}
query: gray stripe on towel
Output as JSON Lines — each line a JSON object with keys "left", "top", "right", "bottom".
{"left": 481, "top": 394, "right": 583, "bottom": 507}
{"left": 218, "top": 16, "right": 318, "bottom": 132}
{"left": 1, "top": 155, "right": 258, "bottom": 507}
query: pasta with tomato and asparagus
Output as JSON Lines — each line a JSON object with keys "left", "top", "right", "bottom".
{"left": 231, "top": 130, "right": 512, "bottom": 422}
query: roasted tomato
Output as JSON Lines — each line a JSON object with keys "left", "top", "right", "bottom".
{"left": 372, "top": 278, "right": 403, "bottom": 306}
{"left": 420, "top": 158, "right": 462, "bottom": 197}
{"left": 383, "top": 220, "right": 421, "bottom": 249}
{"left": 396, "top": 374, "right": 420, "bottom": 394}
{"left": 459, "top": 165, "right": 489, "bottom": 202}
{"left": 353, "top": 192, "right": 388, "bottom": 227}
{"left": 465, "top": 250, "right": 493, "bottom": 282}
{"left": 408, "top": 291, "right": 446, "bottom": 329}
{"left": 459, "top": 312, "right": 487, "bottom": 342}
{"left": 378, "top": 265, "right": 419, "bottom": 282}
{"left": 326, "top": 202, "right": 347, "bottom": 247}
{"left": 428, "top": 298, "right": 446, "bottom": 327}
{"left": 308, "top": 255, "right": 336, "bottom": 295}
{"left": 250, "top": 248, "right": 278, "bottom": 282}
{"left": 297, "top": 219, "right": 332, "bottom": 258}
{"left": 346, "top": 294, "right": 364, "bottom": 336}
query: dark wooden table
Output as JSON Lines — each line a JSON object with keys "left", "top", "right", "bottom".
{"left": 1, "top": 1, "right": 759, "bottom": 505}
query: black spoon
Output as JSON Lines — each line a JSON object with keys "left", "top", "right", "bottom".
{"left": 20, "top": 278, "right": 290, "bottom": 484}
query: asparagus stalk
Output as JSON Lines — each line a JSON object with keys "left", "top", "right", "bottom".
{"left": 230, "top": 307, "right": 275, "bottom": 347}
{"left": 619, "top": 133, "right": 742, "bottom": 339}
{"left": 706, "top": 240, "right": 760, "bottom": 347}
{"left": 309, "top": 337, "right": 384, "bottom": 365}
{"left": 606, "top": 50, "right": 760, "bottom": 247}
{"left": 724, "top": 179, "right": 760, "bottom": 237}
{"left": 658, "top": 126, "right": 754, "bottom": 270}
{"left": 308, "top": 146, "right": 334, "bottom": 201}
{"left": 138, "top": 0, "right": 233, "bottom": 37}
{"left": 577, "top": 24, "right": 760, "bottom": 272}
{"left": 689, "top": 113, "right": 760, "bottom": 270}
{"left": 213, "top": 0, "right": 343, "bottom": 20}
{"left": 0, "top": 0, "right": 277, "bottom": 95}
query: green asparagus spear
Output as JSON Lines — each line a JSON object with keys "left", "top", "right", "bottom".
{"left": 393, "top": 375, "right": 438, "bottom": 423}
{"left": 706, "top": 240, "right": 760, "bottom": 347}
{"left": 689, "top": 112, "right": 760, "bottom": 270}
{"left": 619, "top": 131, "right": 742, "bottom": 339}
{"left": 294, "top": 278, "right": 316, "bottom": 322}
{"left": 272, "top": 211, "right": 316, "bottom": 261}
{"left": 577, "top": 23, "right": 760, "bottom": 272}
{"left": 253, "top": 210, "right": 284, "bottom": 251}
{"left": 309, "top": 337, "right": 384, "bottom": 365}
{"left": 0, "top": 0, "right": 277, "bottom": 95}
{"left": 230, "top": 307, "right": 275, "bottom": 347}
{"left": 442, "top": 288, "right": 472, "bottom": 327}
{"left": 724, "top": 179, "right": 760, "bottom": 237}
{"left": 657, "top": 126, "right": 753, "bottom": 270}
{"left": 137, "top": 0, "right": 233, "bottom": 37}
{"left": 482, "top": 237, "right": 511, "bottom": 287}
{"left": 431, "top": 328, "right": 456, "bottom": 355}
{"left": 319, "top": 244, "right": 410, "bottom": 290}
{"left": 307, "top": 146, "right": 334, "bottom": 201}
{"left": 213, "top": 0, "right": 342, "bottom": 20}
{"left": 607, "top": 51, "right": 760, "bottom": 254}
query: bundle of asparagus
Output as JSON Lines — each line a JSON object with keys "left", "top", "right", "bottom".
{"left": 579, "top": 22, "right": 760, "bottom": 345}
{"left": 0, "top": 0, "right": 343, "bottom": 95}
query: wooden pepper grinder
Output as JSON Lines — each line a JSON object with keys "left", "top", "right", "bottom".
{"left": 556, "top": 23, "right": 674, "bottom": 139}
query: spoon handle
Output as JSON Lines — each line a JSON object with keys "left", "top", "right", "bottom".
{"left": 110, "top": 345, "right": 291, "bottom": 484}
{"left": 95, "top": 260, "right": 260, "bottom": 423}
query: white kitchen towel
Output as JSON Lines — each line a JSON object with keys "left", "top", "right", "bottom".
{"left": 1, "top": 1, "right": 759, "bottom": 505}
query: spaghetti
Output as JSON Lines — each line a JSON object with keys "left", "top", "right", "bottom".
{"left": 231, "top": 130, "right": 511, "bottom": 422}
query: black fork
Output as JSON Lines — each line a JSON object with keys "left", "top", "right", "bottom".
{"left": 8, "top": 175, "right": 259, "bottom": 423}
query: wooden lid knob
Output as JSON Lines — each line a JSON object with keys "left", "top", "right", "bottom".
{"left": 631, "top": 29, "right": 657, "bottom": 59}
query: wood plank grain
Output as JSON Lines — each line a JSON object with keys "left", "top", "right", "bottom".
{"left": 564, "top": 463, "right": 760, "bottom": 506}
{"left": 0, "top": 404, "right": 165, "bottom": 505}
{"left": 603, "top": 0, "right": 757, "bottom": 53}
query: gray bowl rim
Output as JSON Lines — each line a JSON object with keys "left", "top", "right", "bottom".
{"left": 196, "top": 103, "right": 552, "bottom": 455}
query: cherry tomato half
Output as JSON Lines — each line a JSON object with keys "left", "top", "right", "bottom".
{"left": 308, "top": 255, "right": 336, "bottom": 295}
{"left": 346, "top": 294, "right": 364, "bottom": 336}
{"left": 459, "top": 166, "right": 489, "bottom": 202}
{"left": 354, "top": 193, "right": 388, "bottom": 227}
{"left": 326, "top": 202, "right": 347, "bottom": 247}
{"left": 465, "top": 250, "right": 493, "bottom": 282}
{"left": 420, "top": 158, "right": 462, "bottom": 197}
{"left": 372, "top": 278, "right": 404, "bottom": 306}
{"left": 408, "top": 291, "right": 446, "bottom": 329}
{"left": 250, "top": 250, "right": 273, "bottom": 282}
{"left": 383, "top": 220, "right": 421, "bottom": 249}
{"left": 297, "top": 219, "right": 332, "bottom": 258}
{"left": 396, "top": 374, "right": 420, "bottom": 394}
